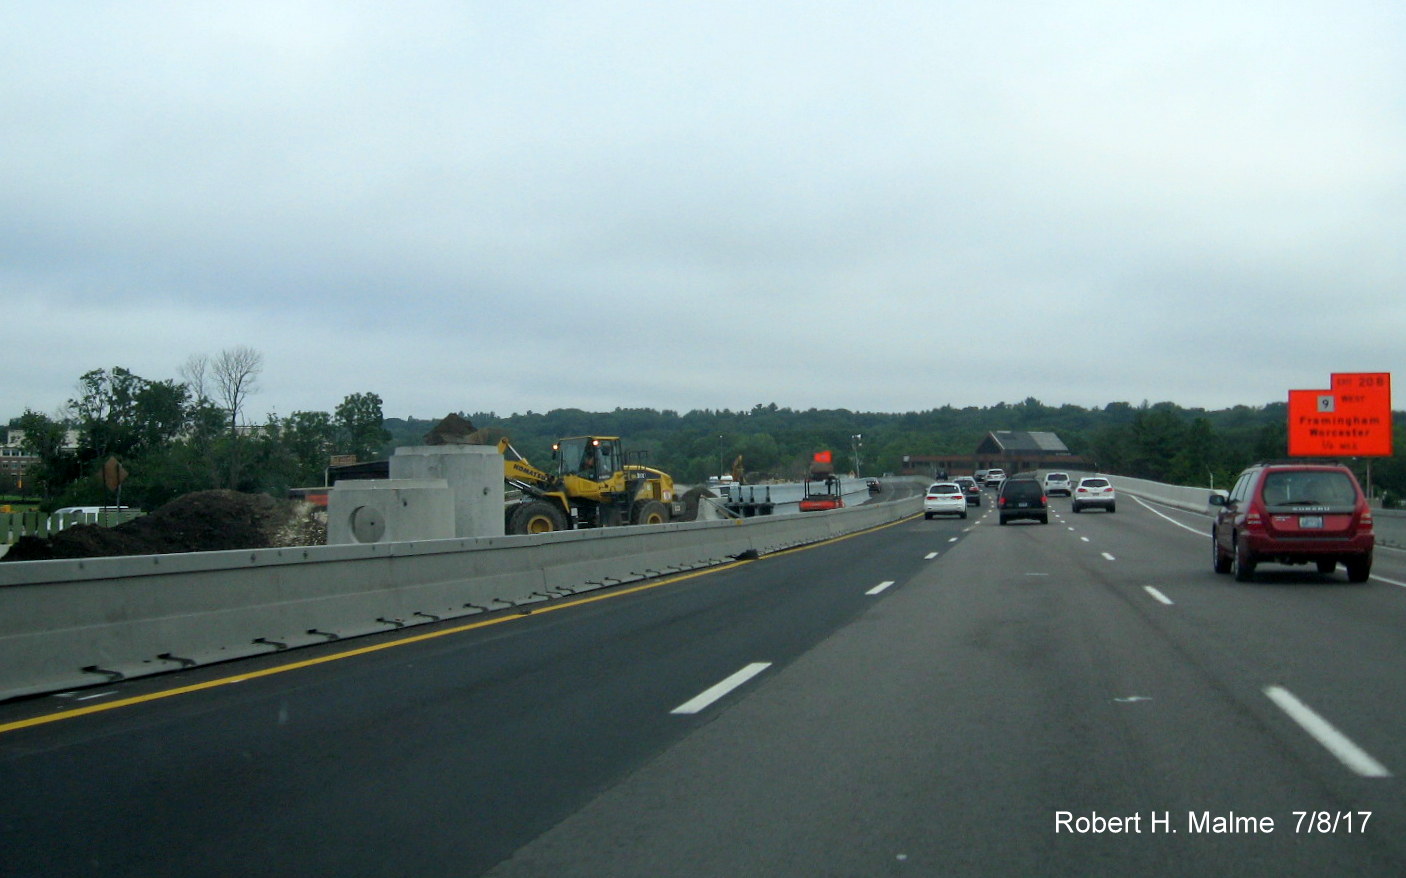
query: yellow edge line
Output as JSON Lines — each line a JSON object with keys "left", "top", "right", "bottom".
{"left": 1, "top": 510, "right": 921, "bottom": 736}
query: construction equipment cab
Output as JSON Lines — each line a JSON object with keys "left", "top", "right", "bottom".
{"left": 799, "top": 450, "right": 845, "bottom": 512}
{"left": 501, "top": 435, "right": 679, "bottom": 534}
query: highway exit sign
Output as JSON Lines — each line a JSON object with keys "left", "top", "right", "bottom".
{"left": 1288, "top": 372, "right": 1393, "bottom": 457}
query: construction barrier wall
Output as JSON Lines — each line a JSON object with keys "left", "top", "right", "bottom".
{"left": 0, "top": 496, "right": 921, "bottom": 702}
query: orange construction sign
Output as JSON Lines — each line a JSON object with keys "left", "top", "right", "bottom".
{"left": 1288, "top": 372, "right": 1393, "bottom": 457}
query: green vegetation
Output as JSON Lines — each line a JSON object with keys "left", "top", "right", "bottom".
{"left": 8, "top": 350, "right": 389, "bottom": 512}
{"left": 12, "top": 368, "right": 1406, "bottom": 511}
{"left": 394, "top": 397, "right": 1405, "bottom": 499}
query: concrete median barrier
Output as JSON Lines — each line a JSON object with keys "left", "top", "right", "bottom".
{"left": 0, "top": 496, "right": 921, "bottom": 701}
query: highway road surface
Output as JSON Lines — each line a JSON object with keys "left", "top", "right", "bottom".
{"left": 4, "top": 488, "right": 1406, "bottom": 876}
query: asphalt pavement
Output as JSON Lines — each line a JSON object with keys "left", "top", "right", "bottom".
{"left": 3, "top": 489, "right": 1405, "bottom": 876}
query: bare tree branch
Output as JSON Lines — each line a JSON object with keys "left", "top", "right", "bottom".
{"left": 180, "top": 354, "right": 211, "bottom": 404}
{"left": 211, "top": 346, "right": 264, "bottom": 431}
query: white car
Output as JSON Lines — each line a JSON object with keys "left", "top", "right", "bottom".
{"left": 1042, "top": 472, "right": 1072, "bottom": 497}
{"left": 984, "top": 468, "right": 1006, "bottom": 487}
{"left": 924, "top": 482, "right": 968, "bottom": 519}
{"left": 1072, "top": 477, "right": 1116, "bottom": 513}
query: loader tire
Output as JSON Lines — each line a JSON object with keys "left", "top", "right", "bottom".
{"left": 632, "top": 500, "right": 669, "bottom": 526}
{"left": 509, "top": 500, "right": 568, "bottom": 535}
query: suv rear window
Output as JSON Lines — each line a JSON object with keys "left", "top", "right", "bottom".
{"left": 1081, "top": 478, "right": 1110, "bottom": 488}
{"left": 1002, "top": 480, "right": 1043, "bottom": 500}
{"left": 1260, "top": 471, "right": 1358, "bottom": 507}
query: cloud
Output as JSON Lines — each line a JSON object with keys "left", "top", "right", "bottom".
{"left": 3, "top": 1, "right": 1403, "bottom": 421}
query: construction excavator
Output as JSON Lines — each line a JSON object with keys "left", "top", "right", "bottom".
{"left": 499, "top": 434, "right": 680, "bottom": 534}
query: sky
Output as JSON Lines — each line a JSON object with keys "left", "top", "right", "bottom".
{"left": 4, "top": 1, "right": 1404, "bottom": 423}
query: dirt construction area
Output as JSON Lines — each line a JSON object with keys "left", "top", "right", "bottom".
{"left": 2, "top": 490, "right": 327, "bottom": 562}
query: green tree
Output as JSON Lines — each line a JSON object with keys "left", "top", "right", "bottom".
{"left": 1168, "top": 417, "right": 1218, "bottom": 486}
{"left": 1129, "top": 405, "right": 1186, "bottom": 481}
{"left": 284, "top": 411, "right": 338, "bottom": 484}
{"left": 14, "top": 409, "right": 78, "bottom": 500}
{"left": 335, "top": 392, "right": 390, "bottom": 462}
{"left": 65, "top": 368, "right": 194, "bottom": 498}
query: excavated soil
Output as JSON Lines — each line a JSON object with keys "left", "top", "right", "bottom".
{"left": 2, "top": 490, "right": 327, "bottom": 562}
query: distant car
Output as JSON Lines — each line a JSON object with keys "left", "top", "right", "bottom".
{"left": 984, "top": 468, "right": 1006, "bottom": 487}
{"left": 1209, "top": 461, "right": 1374, "bottom": 582}
{"left": 866, "top": 478, "right": 881, "bottom": 494}
{"left": 924, "top": 482, "right": 968, "bottom": 519}
{"left": 1072, "top": 477, "right": 1116, "bottom": 513}
{"left": 953, "top": 476, "right": 982, "bottom": 506}
{"left": 974, "top": 470, "right": 988, "bottom": 485}
{"left": 998, "top": 477, "right": 1047, "bottom": 524}
{"left": 1042, "top": 472, "right": 1072, "bottom": 497}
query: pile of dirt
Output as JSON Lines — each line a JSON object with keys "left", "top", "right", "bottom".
{"left": 2, "top": 490, "right": 327, "bottom": 562}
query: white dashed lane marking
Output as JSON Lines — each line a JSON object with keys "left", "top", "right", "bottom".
{"left": 671, "top": 663, "right": 773, "bottom": 715}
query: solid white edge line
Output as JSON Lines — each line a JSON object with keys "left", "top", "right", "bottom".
{"left": 1128, "top": 494, "right": 1406, "bottom": 588}
{"left": 1130, "top": 494, "right": 1208, "bottom": 536}
{"left": 1143, "top": 585, "right": 1174, "bottom": 605}
{"left": 867, "top": 580, "right": 897, "bottom": 595}
{"left": 671, "top": 662, "right": 773, "bottom": 715}
{"left": 1263, "top": 685, "right": 1391, "bottom": 778}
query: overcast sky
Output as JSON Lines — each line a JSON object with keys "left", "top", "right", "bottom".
{"left": 5, "top": 1, "right": 1403, "bottom": 423}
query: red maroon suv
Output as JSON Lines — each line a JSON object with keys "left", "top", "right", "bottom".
{"left": 1209, "top": 462, "right": 1374, "bottom": 582}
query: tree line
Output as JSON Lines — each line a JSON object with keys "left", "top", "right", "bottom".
{"left": 13, "top": 368, "right": 1406, "bottom": 510}
{"left": 9, "top": 347, "right": 389, "bottom": 511}
{"left": 397, "top": 398, "right": 1406, "bottom": 501}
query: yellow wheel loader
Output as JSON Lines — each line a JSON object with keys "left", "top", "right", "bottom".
{"left": 499, "top": 435, "right": 679, "bottom": 535}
